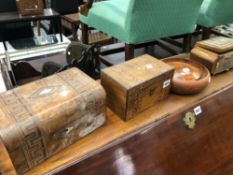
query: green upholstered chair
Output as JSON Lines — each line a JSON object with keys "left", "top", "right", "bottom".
{"left": 197, "top": 0, "right": 233, "bottom": 39}
{"left": 80, "top": 0, "right": 204, "bottom": 60}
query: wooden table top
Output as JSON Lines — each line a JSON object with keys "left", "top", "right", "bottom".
{"left": 62, "top": 13, "right": 80, "bottom": 24}
{"left": 0, "top": 9, "right": 59, "bottom": 24}
{"left": 1, "top": 54, "right": 233, "bottom": 175}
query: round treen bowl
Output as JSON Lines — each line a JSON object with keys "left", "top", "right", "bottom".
{"left": 163, "top": 58, "right": 211, "bottom": 95}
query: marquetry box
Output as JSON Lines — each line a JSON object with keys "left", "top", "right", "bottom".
{"left": 191, "top": 37, "right": 233, "bottom": 75}
{"left": 191, "top": 46, "right": 233, "bottom": 75}
{"left": 0, "top": 68, "right": 106, "bottom": 175}
{"left": 195, "top": 36, "right": 233, "bottom": 53}
{"left": 101, "top": 54, "right": 174, "bottom": 121}
{"left": 16, "top": 0, "right": 44, "bottom": 16}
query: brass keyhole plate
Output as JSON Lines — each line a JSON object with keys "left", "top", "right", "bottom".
{"left": 183, "top": 112, "right": 196, "bottom": 129}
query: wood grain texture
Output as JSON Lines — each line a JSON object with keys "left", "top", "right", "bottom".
{"left": 0, "top": 138, "right": 16, "bottom": 175}
{"left": 61, "top": 13, "right": 80, "bottom": 40}
{"left": 101, "top": 54, "right": 174, "bottom": 120}
{"left": 191, "top": 47, "right": 233, "bottom": 74}
{"left": 1, "top": 55, "right": 233, "bottom": 175}
{"left": 22, "top": 65, "right": 233, "bottom": 174}
{"left": 63, "top": 13, "right": 80, "bottom": 23}
{"left": 0, "top": 68, "right": 106, "bottom": 175}
{"left": 16, "top": 0, "right": 44, "bottom": 16}
{"left": 163, "top": 57, "right": 211, "bottom": 95}
{"left": 196, "top": 36, "right": 233, "bottom": 53}
{"left": 56, "top": 83, "right": 233, "bottom": 175}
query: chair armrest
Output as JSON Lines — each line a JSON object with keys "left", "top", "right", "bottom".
{"left": 80, "top": 0, "right": 94, "bottom": 16}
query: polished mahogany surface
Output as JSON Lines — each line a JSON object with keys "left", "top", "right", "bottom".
{"left": 0, "top": 68, "right": 106, "bottom": 175}
{"left": 1, "top": 54, "right": 233, "bottom": 175}
{"left": 0, "top": 138, "right": 16, "bottom": 175}
{"left": 57, "top": 84, "right": 233, "bottom": 175}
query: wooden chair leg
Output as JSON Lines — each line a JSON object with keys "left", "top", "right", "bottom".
{"left": 125, "top": 44, "right": 134, "bottom": 61}
{"left": 71, "top": 24, "right": 78, "bottom": 40}
{"left": 36, "top": 21, "right": 41, "bottom": 36}
{"left": 81, "top": 23, "right": 89, "bottom": 44}
{"left": 202, "top": 27, "right": 211, "bottom": 40}
{"left": 183, "top": 34, "right": 191, "bottom": 53}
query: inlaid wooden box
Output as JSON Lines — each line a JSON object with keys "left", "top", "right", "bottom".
{"left": 16, "top": 0, "right": 44, "bottom": 16}
{"left": 0, "top": 68, "right": 106, "bottom": 174}
{"left": 191, "top": 47, "right": 233, "bottom": 75}
{"left": 196, "top": 36, "right": 233, "bottom": 53}
{"left": 101, "top": 54, "right": 174, "bottom": 121}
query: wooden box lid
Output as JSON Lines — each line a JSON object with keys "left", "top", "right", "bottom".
{"left": 196, "top": 36, "right": 233, "bottom": 53}
{"left": 191, "top": 46, "right": 220, "bottom": 63}
{"left": 101, "top": 54, "right": 174, "bottom": 89}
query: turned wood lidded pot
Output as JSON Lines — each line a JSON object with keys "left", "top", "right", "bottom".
{"left": 163, "top": 58, "right": 211, "bottom": 95}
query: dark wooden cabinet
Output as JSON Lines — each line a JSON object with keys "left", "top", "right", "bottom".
{"left": 56, "top": 84, "right": 233, "bottom": 175}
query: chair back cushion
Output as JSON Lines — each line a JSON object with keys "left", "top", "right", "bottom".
{"left": 125, "top": 0, "right": 203, "bottom": 43}
{"left": 197, "top": 0, "right": 233, "bottom": 27}
{"left": 81, "top": 0, "right": 203, "bottom": 44}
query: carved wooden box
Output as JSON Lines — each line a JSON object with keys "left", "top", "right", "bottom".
{"left": 16, "top": 0, "right": 44, "bottom": 16}
{"left": 191, "top": 47, "right": 233, "bottom": 75}
{"left": 101, "top": 54, "right": 174, "bottom": 121}
{"left": 0, "top": 68, "right": 106, "bottom": 174}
